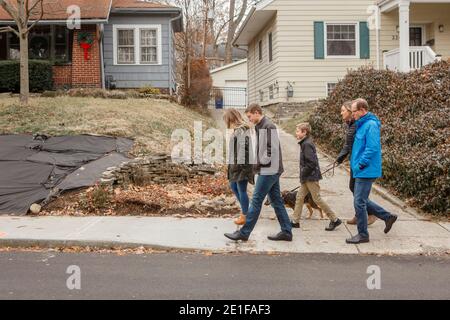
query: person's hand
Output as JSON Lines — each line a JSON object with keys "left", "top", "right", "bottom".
{"left": 336, "top": 155, "right": 344, "bottom": 165}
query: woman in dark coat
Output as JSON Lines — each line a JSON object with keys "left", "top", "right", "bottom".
{"left": 223, "top": 109, "right": 255, "bottom": 225}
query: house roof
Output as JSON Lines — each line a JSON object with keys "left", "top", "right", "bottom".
{"left": 194, "top": 44, "right": 248, "bottom": 61}
{"left": 233, "top": 5, "right": 277, "bottom": 46}
{"left": 210, "top": 59, "right": 247, "bottom": 75}
{"left": 0, "top": 0, "right": 113, "bottom": 21}
{"left": 0, "top": 0, "right": 180, "bottom": 22}
{"left": 112, "top": 0, "right": 178, "bottom": 10}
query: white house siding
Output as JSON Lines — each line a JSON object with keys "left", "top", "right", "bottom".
{"left": 210, "top": 60, "right": 248, "bottom": 88}
{"left": 247, "top": 15, "right": 281, "bottom": 106}
{"left": 245, "top": 0, "right": 450, "bottom": 105}
{"left": 258, "top": 0, "right": 378, "bottom": 104}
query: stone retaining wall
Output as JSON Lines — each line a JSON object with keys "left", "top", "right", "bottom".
{"left": 100, "top": 155, "right": 217, "bottom": 187}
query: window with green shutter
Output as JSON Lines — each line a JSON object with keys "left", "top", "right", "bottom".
{"left": 359, "top": 21, "right": 370, "bottom": 59}
{"left": 314, "top": 21, "right": 324, "bottom": 59}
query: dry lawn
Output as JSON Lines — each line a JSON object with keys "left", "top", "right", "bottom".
{"left": 0, "top": 95, "right": 215, "bottom": 155}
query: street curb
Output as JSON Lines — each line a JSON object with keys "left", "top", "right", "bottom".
{"left": 1, "top": 238, "right": 448, "bottom": 257}
{"left": 0, "top": 238, "right": 231, "bottom": 254}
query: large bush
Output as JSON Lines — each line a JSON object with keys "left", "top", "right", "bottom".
{"left": 310, "top": 61, "right": 449, "bottom": 215}
{"left": 181, "top": 58, "right": 212, "bottom": 108}
{"left": 0, "top": 60, "right": 53, "bottom": 92}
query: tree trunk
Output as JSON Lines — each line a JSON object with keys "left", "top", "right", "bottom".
{"left": 19, "top": 31, "right": 29, "bottom": 106}
{"left": 202, "top": 0, "right": 208, "bottom": 58}
{"left": 224, "top": 0, "right": 247, "bottom": 65}
{"left": 224, "top": 0, "right": 236, "bottom": 65}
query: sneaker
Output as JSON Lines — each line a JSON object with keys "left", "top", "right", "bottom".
{"left": 291, "top": 221, "right": 300, "bottom": 228}
{"left": 345, "top": 234, "right": 370, "bottom": 244}
{"left": 384, "top": 214, "right": 398, "bottom": 234}
{"left": 325, "top": 218, "right": 342, "bottom": 231}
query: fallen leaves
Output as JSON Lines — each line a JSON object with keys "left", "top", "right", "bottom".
{"left": 40, "top": 169, "right": 238, "bottom": 218}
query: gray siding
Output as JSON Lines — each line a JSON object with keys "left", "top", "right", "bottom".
{"left": 103, "top": 14, "right": 173, "bottom": 89}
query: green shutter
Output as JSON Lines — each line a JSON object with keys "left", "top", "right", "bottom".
{"left": 314, "top": 21, "right": 324, "bottom": 59}
{"left": 359, "top": 21, "right": 370, "bottom": 59}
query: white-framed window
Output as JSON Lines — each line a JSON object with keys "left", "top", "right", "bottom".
{"left": 259, "top": 90, "right": 264, "bottom": 102}
{"left": 325, "top": 23, "right": 358, "bottom": 58}
{"left": 117, "top": 29, "right": 135, "bottom": 64}
{"left": 327, "top": 82, "right": 337, "bottom": 96}
{"left": 113, "top": 24, "right": 162, "bottom": 65}
{"left": 140, "top": 29, "right": 158, "bottom": 64}
{"left": 269, "top": 85, "right": 274, "bottom": 100}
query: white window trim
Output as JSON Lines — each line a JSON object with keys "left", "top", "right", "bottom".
{"left": 326, "top": 82, "right": 338, "bottom": 96}
{"left": 324, "top": 22, "right": 360, "bottom": 59}
{"left": 113, "top": 24, "right": 162, "bottom": 66}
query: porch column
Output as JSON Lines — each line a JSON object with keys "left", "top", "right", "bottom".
{"left": 398, "top": 0, "right": 410, "bottom": 72}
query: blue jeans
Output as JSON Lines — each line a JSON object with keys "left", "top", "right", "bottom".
{"left": 230, "top": 180, "right": 249, "bottom": 215}
{"left": 354, "top": 178, "right": 393, "bottom": 238}
{"left": 240, "top": 174, "right": 292, "bottom": 237}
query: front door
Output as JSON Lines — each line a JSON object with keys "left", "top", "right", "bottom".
{"left": 410, "top": 27, "right": 423, "bottom": 46}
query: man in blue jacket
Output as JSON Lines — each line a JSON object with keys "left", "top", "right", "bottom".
{"left": 346, "top": 99, "right": 398, "bottom": 244}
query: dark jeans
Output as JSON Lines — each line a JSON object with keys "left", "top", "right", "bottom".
{"left": 240, "top": 174, "right": 292, "bottom": 238}
{"left": 354, "top": 178, "right": 393, "bottom": 238}
{"left": 230, "top": 180, "right": 249, "bottom": 215}
{"left": 350, "top": 169, "right": 373, "bottom": 216}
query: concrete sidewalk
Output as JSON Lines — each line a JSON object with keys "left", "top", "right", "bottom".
{"left": 0, "top": 214, "right": 449, "bottom": 255}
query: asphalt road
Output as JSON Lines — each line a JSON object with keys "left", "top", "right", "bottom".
{"left": 0, "top": 251, "right": 449, "bottom": 300}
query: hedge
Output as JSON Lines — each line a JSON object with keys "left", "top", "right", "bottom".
{"left": 0, "top": 60, "right": 53, "bottom": 93}
{"left": 309, "top": 61, "right": 449, "bottom": 215}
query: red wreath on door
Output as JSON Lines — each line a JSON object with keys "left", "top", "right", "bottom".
{"left": 78, "top": 32, "right": 94, "bottom": 60}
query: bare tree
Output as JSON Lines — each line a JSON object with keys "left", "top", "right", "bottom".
{"left": 224, "top": 0, "right": 247, "bottom": 64}
{"left": 0, "top": 0, "right": 47, "bottom": 105}
{"left": 208, "top": 0, "right": 229, "bottom": 64}
{"left": 166, "top": 0, "right": 205, "bottom": 105}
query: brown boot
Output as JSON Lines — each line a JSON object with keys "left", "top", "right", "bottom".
{"left": 347, "top": 216, "right": 357, "bottom": 225}
{"left": 368, "top": 215, "right": 377, "bottom": 226}
{"left": 234, "top": 214, "right": 246, "bottom": 226}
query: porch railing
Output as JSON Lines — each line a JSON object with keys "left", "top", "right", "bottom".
{"left": 383, "top": 46, "right": 439, "bottom": 71}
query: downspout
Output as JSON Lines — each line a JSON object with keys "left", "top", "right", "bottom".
{"left": 99, "top": 24, "right": 106, "bottom": 89}
{"left": 169, "top": 11, "right": 182, "bottom": 96}
{"left": 376, "top": 8, "right": 381, "bottom": 70}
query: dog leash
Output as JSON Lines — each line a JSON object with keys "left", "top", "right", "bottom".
{"left": 264, "top": 162, "right": 338, "bottom": 206}
{"left": 287, "top": 161, "right": 337, "bottom": 193}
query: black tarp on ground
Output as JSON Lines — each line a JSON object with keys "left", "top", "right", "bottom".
{"left": 0, "top": 134, "right": 133, "bottom": 215}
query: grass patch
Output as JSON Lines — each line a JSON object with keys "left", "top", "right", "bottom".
{"left": 279, "top": 111, "right": 312, "bottom": 136}
{"left": 0, "top": 96, "right": 215, "bottom": 155}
